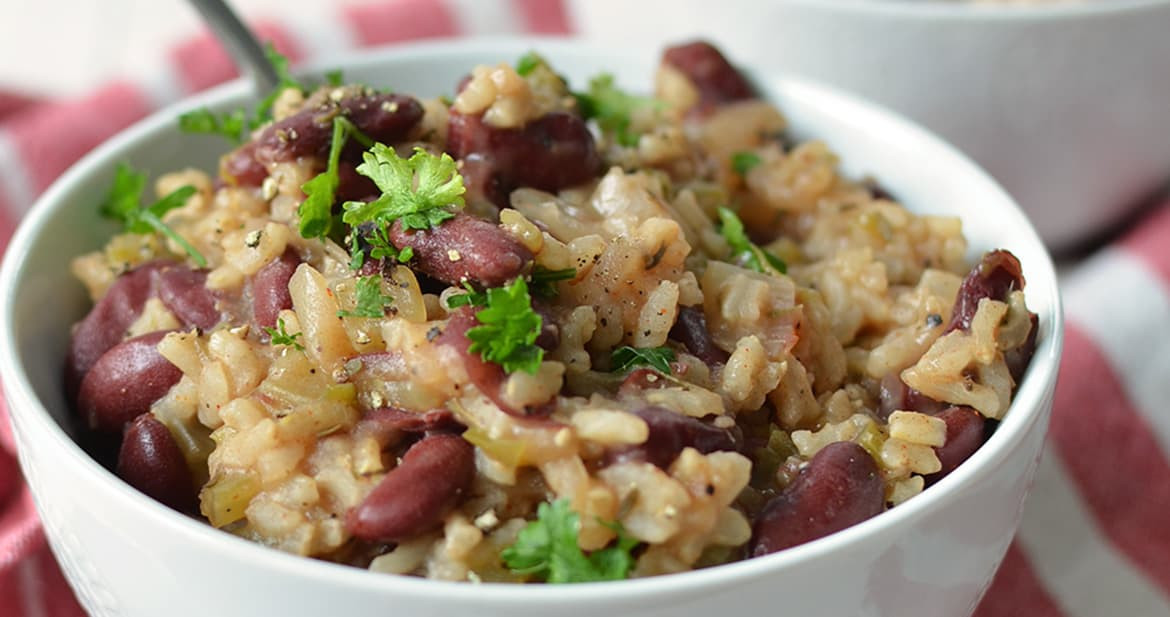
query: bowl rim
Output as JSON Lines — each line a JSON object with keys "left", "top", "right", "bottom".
{"left": 779, "top": 0, "right": 1170, "bottom": 21}
{"left": 0, "top": 35, "right": 1064, "bottom": 601}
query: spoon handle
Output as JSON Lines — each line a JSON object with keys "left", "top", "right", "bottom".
{"left": 186, "top": 0, "right": 280, "bottom": 93}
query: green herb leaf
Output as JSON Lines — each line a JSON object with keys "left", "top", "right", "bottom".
{"left": 298, "top": 116, "right": 375, "bottom": 240}
{"left": 254, "top": 44, "right": 306, "bottom": 120}
{"left": 341, "top": 145, "right": 464, "bottom": 234}
{"left": 731, "top": 151, "right": 761, "bottom": 176}
{"left": 264, "top": 317, "right": 304, "bottom": 351}
{"left": 337, "top": 275, "right": 393, "bottom": 318}
{"left": 325, "top": 69, "right": 345, "bottom": 87}
{"left": 178, "top": 108, "right": 250, "bottom": 143}
{"left": 444, "top": 282, "right": 488, "bottom": 309}
{"left": 99, "top": 164, "right": 207, "bottom": 267}
{"left": 515, "top": 51, "right": 544, "bottom": 77}
{"left": 500, "top": 499, "right": 638, "bottom": 583}
{"left": 529, "top": 266, "right": 576, "bottom": 298}
{"left": 575, "top": 73, "right": 659, "bottom": 148}
{"left": 465, "top": 278, "right": 543, "bottom": 375}
{"left": 717, "top": 206, "right": 787, "bottom": 274}
{"left": 611, "top": 346, "right": 675, "bottom": 374}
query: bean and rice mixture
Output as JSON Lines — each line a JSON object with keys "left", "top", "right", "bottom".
{"left": 66, "top": 41, "right": 1037, "bottom": 582}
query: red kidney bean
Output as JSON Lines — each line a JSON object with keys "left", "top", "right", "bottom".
{"left": 219, "top": 142, "right": 268, "bottom": 187}
{"left": 251, "top": 248, "right": 301, "bottom": 330}
{"left": 605, "top": 405, "right": 742, "bottom": 470}
{"left": 947, "top": 249, "right": 1026, "bottom": 333}
{"left": 346, "top": 433, "right": 475, "bottom": 542}
{"left": 77, "top": 331, "right": 182, "bottom": 433}
{"left": 669, "top": 306, "right": 729, "bottom": 366}
{"left": 435, "top": 309, "right": 553, "bottom": 418}
{"left": 662, "top": 41, "right": 755, "bottom": 113}
{"left": 66, "top": 262, "right": 167, "bottom": 397}
{"left": 221, "top": 93, "right": 424, "bottom": 186}
{"left": 156, "top": 266, "right": 220, "bottom": 331}
{"left": 532, "top": 301, "right": 560, "bottom": 352}
{"left": 447, "top": 111, "right": 602, "bottom": 207}
{"left": 924, "top": 406, "right": 986, "bottom": 486}
{"left": 116, "top": 413, "right": 196, "bottom": 512}
{"left": 750, "top": 441, "right": 884, "bottom": 557}
{"left": 877, "top": 372, "right": 947, "bottom": 420}
{"left": 1005, "top": 312, "right": 1039, "bottom": 383}
{"left": 389, "top": 212, "right": 533, "bottom": 288}
{"left": 355, "top": 407, "right": 464, "bottom": 448}
{"left": 335, "top": 159, "right": 379, "bottom": 203}
{"left": 254, "top": 94, "right": 423, "bottom": 166}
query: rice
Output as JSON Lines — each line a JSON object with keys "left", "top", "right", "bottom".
{"left": 66, "top": 40, "right": 1038, "bottom": 583}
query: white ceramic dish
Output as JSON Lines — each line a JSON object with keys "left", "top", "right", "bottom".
{"left": 0, "top": 38, "right": 1063, "bottom": 617}
{"left": 570, "top": 0, "right": 1170, "bottom": 252}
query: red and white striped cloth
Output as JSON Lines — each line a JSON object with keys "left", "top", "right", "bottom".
{"left": 1, "top": 1, "right": 1168, "bottom": 615}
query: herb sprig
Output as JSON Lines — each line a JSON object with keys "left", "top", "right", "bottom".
{"left": 341, "top": 145, "right": 465, "bottom": 232}
{"left": 500, "top": 499, "right": 638, "bottom": 583}
{"left": 178, "top": 44, "right": 309, "bottom": 143}
{"left": 575, "top": 74, "right": 660, "bottom": 148}
{"left": 465, "top": 278, "right": 544, "bottom": 375}
{"left": 337, "top": 276, "right": 394, "bottom": 318}
{"left": 731, "top": 151, "right": 762, "bottom": 176}
{"left": 298, "top": 116, "right": 373, "bottom": 240}
{"left": 530, "top": 266, "right": 576, "bottom": 298}
{"left": 98, "top": 164, "right": 207, "bottom": 267}
{"left": 610, "top": 346, "right": 676, "bottom": 375}
{"left": 264, "top": 317, "right": 304, "bottom": 351}
{"left": 717, "top": 206, "right": 787, "bottom": 274}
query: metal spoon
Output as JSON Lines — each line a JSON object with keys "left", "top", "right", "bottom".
{"left": 185, "top": 0, "right": 279, "bottom": 93}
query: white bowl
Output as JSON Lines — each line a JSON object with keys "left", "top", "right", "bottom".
{"left": 0, "top": 38, "right": 1063, "bottom": 617}
{"left": 570, "top": 0, "right": 1170, "bottom": 252}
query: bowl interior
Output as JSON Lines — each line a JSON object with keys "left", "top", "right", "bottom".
{"left": 0, "top": 37, "right": 1062, "bottom": 597}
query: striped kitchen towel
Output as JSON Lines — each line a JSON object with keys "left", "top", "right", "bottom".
{"left": 0, "top": 1, "right": 1167, "bottom": 615}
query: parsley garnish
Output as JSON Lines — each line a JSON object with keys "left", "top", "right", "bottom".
{"left": 500, "top": 499, "right": 638, "bottom": 583}
{"left": 465, "top": 278, "right": 543, "bottom": 375}
{"left": 337, "top": 276, "right": 393, "bottom": 318}
{"left": 731, "top": 151, "right": 761, "bottom": 176}
{"left": 341, "top": 145, "right": 465, "bottom": 232}
{"left": 298, "top": 116, "right": 373, "bottom": 240}
{"left": 611, "top": 346, "right": 675, "bottom": 374}
{"left": 178, "top": 108, "right": 250, "bottom": 143}
{"left": 530, "top": 266, "right": 576, "bottom": 298}
{"left": 254, "top": 43, "right": 306, "bottom": 121}
{"left": 264, "top": 317, "right": 304, "bottom": 350}
{"left": 178, "top": 45, "right": 304, "bottom": 144}
{"left": 98, "top": 164, "right": 207, "bottom": 267}
{"left": 325, "top": 69, "right": 345, "bottom": 87}
{"left": 444, "top": 282, "right": 488, "bottom": 309}
{"left": 575, "top": 74, "right": 659, "bottom": 148}
{"left": 717, "top": 206, "right": 787, "bottom": 274}
{"left": 515, "top": 52, "right": 544, "bottom": 77}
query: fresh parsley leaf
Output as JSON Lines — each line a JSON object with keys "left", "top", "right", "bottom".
{"left": 530, "top": 266, "right": 576, "bottom": 298}
{"left": 178, "top": 107, "right": 250, "bottom": 143}
{"left": 444, "top": 282, "right": 488, "bottom": 309}
{"left": 611, "top": 346, "right": 675, "bottom": 374}
{"left": 298, "top": 116, "right": 374, "bottom": 240}
{"left": 99, "top": 164, "right": 207, "bottom": 267}
{"left": 264, "top": 317, "right": 304, "bottom": 350}
{"left": 337, "top": 275, "right": 393, "bottom": 318}
{"left": 717, "top": 206, "right": 787, "bottom": 274}
{"left": 341, "top": 145, "right": 465, "bottom": 233}
{"left": 465, "top": 278, "right": 543, "bottom": 375}
{"left": 501, "top": 499, "right": 638, "bottom": 584}
{"left": 254, "top": 44, "right": 306, "bottom": 120}
{"left": 515, "top": 51, "right": 544, "bottom": 77}
{"left": 575, "top": 74, "right": 659, "bottom": 148}
{"left": 325, "top": 69, "right": 345, "bottom": 87}
{"left": 731, "top": 151, "right": 761, "bottom": 176}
